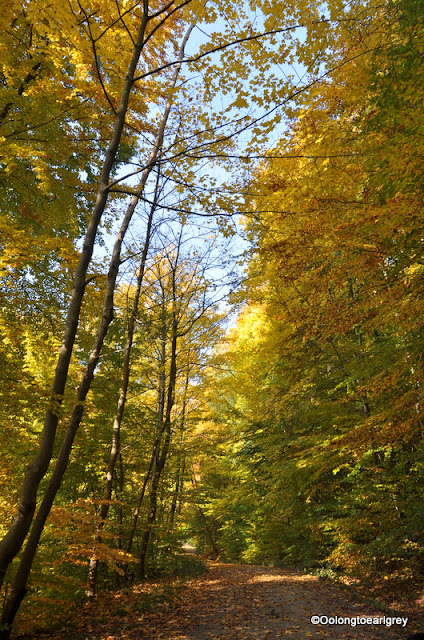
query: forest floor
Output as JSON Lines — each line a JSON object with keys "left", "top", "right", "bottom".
{"left": 19, "top": 562, "right": 422, "bottom": 640}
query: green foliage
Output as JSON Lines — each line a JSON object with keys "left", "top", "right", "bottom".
{"left": 149, "top": 550, "right": 207, "bottom": 579}
{"left": 184, "top": 0, "right": 424, "bottom": 598}
{"left": 1, "top": 0, "right": 424, "bottom": 633}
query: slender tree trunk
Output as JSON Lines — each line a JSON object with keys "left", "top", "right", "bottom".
{"left": 137, "top": 238, "right": 183, "bottom": 578}
{"left": 117, "top": 452, "right": 125, "bottom": 552}
{"left": 201, "top": 508, "right": 219, "bottom": 560}
{"left": 86, "top": 179, "right": 156, "bottom": 599}
{"left": 169, "top": 373, "right": 188, "bottom": 528}
{"left": 0, "top": 190, "right": 140, "bottom": 636}
{"left": 86, "top": 25, "right": 195, "bottom": 596}
{"left": 0, "top": 8, "right": 149, "bottom": 596}
{"left": 0, "top": 17, "right": 197, "bottom": 634}
{"left": 190, "top": 467, "right": 218, "bottom": 559}
{"left": 168, "top": 462, "right": 182, "bottom": 528}
{"left": 115, "top": 454, "right": 125, "bottom": 588}
{"left": 138, "top": 307, "right": 178, "bottom": 578}
{"left": 137, "top": 437, "right": 171, "bottom": 579}
{"left": 126, "top": 265, "right": 170, "bottom": 557}
{"left": 126, "top": 448, "right": 158, "bottom": 555}
{"left": 176, "top": 454, "right": 186, "bottom": 519}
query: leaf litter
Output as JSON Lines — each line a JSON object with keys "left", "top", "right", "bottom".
{"left": 18, "top": 562, "right": 417, "bottom": 640}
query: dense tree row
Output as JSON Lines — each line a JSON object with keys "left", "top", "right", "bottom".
{"left": 190, "top": 0, "right": 424, "bottom": 593}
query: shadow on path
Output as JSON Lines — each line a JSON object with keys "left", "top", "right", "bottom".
{"left": 147, "top": 562, "right": 409, "bottom": 640}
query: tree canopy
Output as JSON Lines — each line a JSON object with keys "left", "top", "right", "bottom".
{"left": 1, "top": 0, "right": 423, "bottom": 636}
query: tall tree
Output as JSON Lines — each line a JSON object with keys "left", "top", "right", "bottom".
{"left": 188, "top": 0, "right": 424, "bottom": 586}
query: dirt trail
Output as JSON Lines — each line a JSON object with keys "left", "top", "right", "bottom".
{"left": 142, "top": 562, "right": 410, "bottom": 640}
{"left": 24, "top": 562, "right": 416, "bottom": 640}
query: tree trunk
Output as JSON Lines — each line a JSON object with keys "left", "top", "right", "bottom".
{"left": 0, "top": 7, "right": 149, "bottom": 597}
{"left": 0, "top": 185, "right": 139, "bottom": 635}
{"left": 138, "top": 284, "right": 179, "bottom": 578}
{"left": 86, "top": 24, "right": 195, "bottom": 595}
{"left": 169, "top": 373, "right": 188, "bottom": 528}
{"left": 86, "top": 177, "right": 156, "bottom": 599}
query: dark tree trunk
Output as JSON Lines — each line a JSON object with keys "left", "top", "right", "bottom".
{"left": 0, "top": 7, "right": 149, "bottom": 596}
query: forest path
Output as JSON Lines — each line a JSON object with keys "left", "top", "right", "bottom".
{"left": 24, "top": 562, "right": 414, "bottom": 640}
{"left": 139, "top": 562, "right": 408, "bottom": 640}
